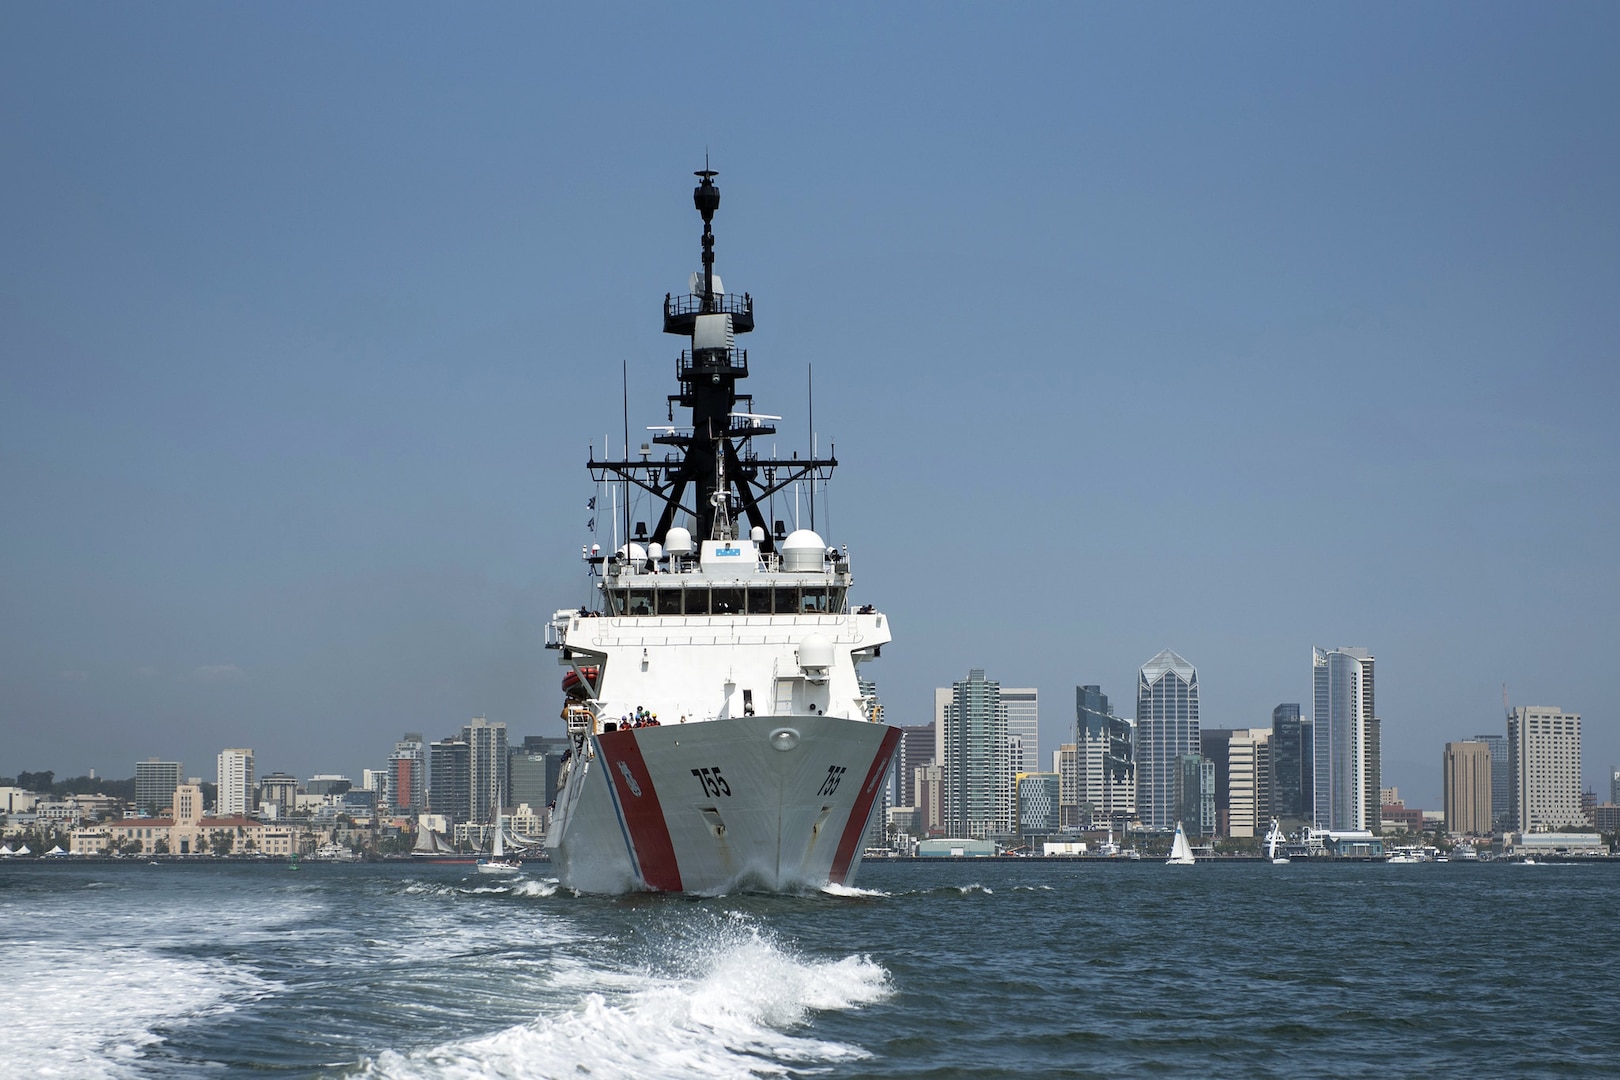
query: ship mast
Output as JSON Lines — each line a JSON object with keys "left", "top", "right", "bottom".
{"left": 588, "top": 165, "right": 837, "bottom": 557}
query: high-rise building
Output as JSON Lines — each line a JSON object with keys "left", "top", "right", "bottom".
{"left": 1004, "top": 688, "right": 1040, "bottom": 776}
{"left": 462, "top": 717, "right": 509, "bottom": 825}
{"left": 387, "top": 734, "right": 426, "bottom": 815}
{"left": 1443, "top": 741, "right": 1493, "bottom": 836}
{"left": 1175, "top": 753, "right": 1215, "bottom": 836}
{"left": 1136, "top": 650, "right": 1200, "bottom": 831}
{"left": 134, "top": 758, "right": 183, "bottom": 815}
{"left": 429, "top": 736, "right": 471, "bottom": 824}
{"left": 1203, "top": 728, "right": 1271, "bottom": 837}
{"left": 511, "top": 736, "right": 569, "bottom": 814}
{"left": 1017, "top": 772, "right": 1061, "bottom": 837}
{"left": 216, "top": 749, "right": 255, "bottom": 817}
{"left": 1611, "top": 766, "right": 1620, "bottom": 806}
{"left": 1471, "top": 733, "right": 1511, "bottom": 834}
{"left": 1508, "top": 706, "right": 1583, "bottom": 832}
{"left": 895, "top": 723, "right": 936, "bottom": 809}
{"left": 1270, "top": 704, "right": 1309, "bottom": 820}
{"left": 914, "top": 763, "right": 944, "bottom": 835}
{"left": 1075, "top": 685, "right": 1135, "bottom": 830}
{"left": 258, "top": 773, "right": 298, "bottom": 820}
{"left": 1054, "top": 743, "right": 1080, "bottom": 829}
{"left": 1312, "top": 647, "right": 1379, "bottom": 832}
{"left": 936, "top": 670, "right": 1016, "bottom": 838}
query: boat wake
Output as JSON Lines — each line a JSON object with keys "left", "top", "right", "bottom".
{"left": 355, "top": 918, "right": 890, "bottom": 1079}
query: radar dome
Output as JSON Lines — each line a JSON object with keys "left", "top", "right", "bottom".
{"left": 665, "top": 527, "right": 694, "bottom": 555}
{"left": 615, "top": 543, "right": 648, "bottom": 565}
{"left": 797, "top": 632, "right": 834, "bottom": 680}
{"left": 781, "top": 529, "right": 825, "bottom": 572}
{"left": 750, "top": 525, "right": 766, "bottom": 543}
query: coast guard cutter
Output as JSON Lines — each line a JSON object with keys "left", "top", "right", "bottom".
{"left": 544, "top": 167, "right": 898, "bottom": 893}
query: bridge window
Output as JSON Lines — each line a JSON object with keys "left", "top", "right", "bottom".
{"left": 800, "top": 587, "right": 828, "bottom": 613}
{"left": 774, "top": 588, "right": 799, "bottom": 614}
{"left": 628, "top": 590, "right": 653, "bottom": 616}
{"left": 711, "top": 588, "right": 742, "bottom": 615}
{"left": 747, "top": 588, "right": 772, "bottom": 615}
{"left": 657, "top": 589, "right": 682, "bottom": 615}
{"left": 684, "top": 588, "right": 709, "bottom": 616}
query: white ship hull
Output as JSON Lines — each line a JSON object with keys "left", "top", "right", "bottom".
{"left": 549, "top": 714, "right": 899, "bottom": 894}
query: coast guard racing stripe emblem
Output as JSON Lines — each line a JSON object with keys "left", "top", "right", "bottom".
{"left": 597, "top": 730, "right": 682, "bottom": 891}
{"left": 829, "top": 727, "right": 903, "bottom": 884}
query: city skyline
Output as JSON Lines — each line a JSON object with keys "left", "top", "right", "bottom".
{"left": 4, "top": 8, "right": 1617, "bottom": 810}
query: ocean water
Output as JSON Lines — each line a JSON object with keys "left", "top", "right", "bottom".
{"left": 2, "top": 858, "right": 1616, "bottom": 1078}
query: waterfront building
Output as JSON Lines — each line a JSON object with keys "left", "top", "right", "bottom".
{"left": 1312, "top": 647, "right": 1380, "bottom": 832}
{"left": 1075, "top": 685, "right": 1136, "bottom": 830}
{"left": 1053, "top": 743, "right": 1080, "bottom": 828}
{"left": 1270, "top": 704, "right": 1311, "bottom": 821}
{"left": 1202, "top": 728, "right": 1271, "bottom": 837}
{"left": 1611, "top": 767, "right": 1620, "bottom": 806}
{"left": 1471, "top": 732, "right": 1511, "bottom": 834}
{"left": 429, "top": 736, "right": 471, "bottom": 824}
{"left": 1593, "top": 804, "right": 1620, "bottom": 835}
{"left": 895, "top": 722, "right": 935, "bottom": 809}
{"left": 106, "top": 782, "right": 269, "bottom": 856}
{"left": 216, "top": 748, "right": 255, "bottom": 817}
{"left": 1135, "top": 650, "right": 1200, "bottom": 831}
{"left": 305, "top": 775, "right": 352, "bottom": 798}
{"left": 1175, "top": 753, "right": 1215, "bottom": 836}
{"left": 463, "top": 717, "right": 509, "bottom": 825}
{"left": 936, "top": 670, "right": 1017, "bottom": 838}
{"left": 1004, "top": 688, "right": 1040, "bottom": 776}
{"left": 914, "top": 763, "right": 944, "bottom": 834}
{"left": 258, "top": 773, "right": 298, "bottom": 820}
{"left": 387, "top": 734, "right": 426, "bottom": 815}
{"left": 1443, "top": 741, "right": 1493, "bottom": 835}
{"left": 1508, "top": 706, "right": 1583, "bottom": 832}
{"left": 134, "top": 758, "right": 183, "bottom": 815}
{"left": 1017, "top": 772, "right": 1061, "bottom": 838}
{"left": 510, "top": 740, "right": 566, "bottom": 814}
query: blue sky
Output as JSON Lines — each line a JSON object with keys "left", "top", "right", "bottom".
{"left": 3, "top": 5, "right": 1617, "bottom": 809}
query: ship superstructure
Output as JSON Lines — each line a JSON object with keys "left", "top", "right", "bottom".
{"left": 544, "top": 168, "right": 897, "bottom": 893}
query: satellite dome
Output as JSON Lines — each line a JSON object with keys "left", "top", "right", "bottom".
{"left": 750, "top": 525, "right": 766, "bottom": 543}
{"left": 647, "top": 542, "right": 664, "bottom": 561}
{"left": 798, "top": 632, "right": 834, "bottom": 679}
{"left": 665, "top": 527, "right": 694, "bottom": 555}
{"left": 781, "top": 529, "right": 825, "bottom": 572}
{"left": 616, "top": 544, "right": 648, "bottom": 568}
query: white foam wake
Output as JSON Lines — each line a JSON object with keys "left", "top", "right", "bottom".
{"left": 356, "top": 922, "right": 890, "bottom": 1079}
{"left": 820, "top": 881, "right": 889, "bottom": 898}
{"left": 0, "top": 943, "right": 277, "bottom": 1079}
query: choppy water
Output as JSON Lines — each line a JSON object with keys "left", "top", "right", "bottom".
{"left": 2, "top": 858, "right": 1616, "bottom": 1078}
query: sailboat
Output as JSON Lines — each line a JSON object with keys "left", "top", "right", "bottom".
{"left": 476, "top": 815, "right": 521, "bottom": 876}
{"left": 1166, "top": 822, "right": 1196, "bottom": 865}
{"left": 1264, "top": 818, "right": 1291, "bottom": 864}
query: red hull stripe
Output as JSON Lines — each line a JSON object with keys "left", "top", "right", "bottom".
{"left": 829, "top": 726, "right": 902, "bottom": 884}
{"left": 596, "top": 730, "right": 683, "bottom": 892}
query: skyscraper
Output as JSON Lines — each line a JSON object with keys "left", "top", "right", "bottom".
{"left": 936, "top": 669, "right": 1016, "bottom": 838}
{"left": 1443, "top": 741, "right": 1493, "bottom": 836}
{"left": 1270, "top": 704, "right": 1308, "bottom": 820}
{"left": 895, "top": 722, "right": 936, "bottom": 809}
{"left": 1507, "top": 706, "right": 1583, "bottom": 832}
{"left": 1075, "top": 684, "right": 1135, "bottom": 829}
{"left": 462, "top": 717, "right": 509, "bottom": 824}
{"left": 1202, "top": 728, "right": 1271, "bottom": 837}
{"left": 216, "top": 748, "right": 255, "bottom": 817}
{"left": 134, "top": 758, "right": 183, "bottom": 815}
{"left": 1004, "top": 688, "right": 1040, "bottom": 776}
{"left": 1471, "top": 732, "right": 1510, "bottom": 834}
{"left": 1136, "top": 650, "right": 1200, "bottom": 831}
{"left": 387, "top": 733, "right": 426, "bottom": 815}
{"left": 429, "top": 736, "right": 471, "bottom": 824}
{"left": 1312, "top": 647, "right": 1379, "bottom": 832}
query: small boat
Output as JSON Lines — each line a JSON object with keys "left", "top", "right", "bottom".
{"left": 1166, "top": 822, "right": 1196, "bottom": 865}
{"left": 477, "top": 815, "right": 522, "bottom": 876}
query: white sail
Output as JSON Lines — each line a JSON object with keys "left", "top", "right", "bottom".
{"left": 1166, "top": 822, "right": 1196, "bottom": 865}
